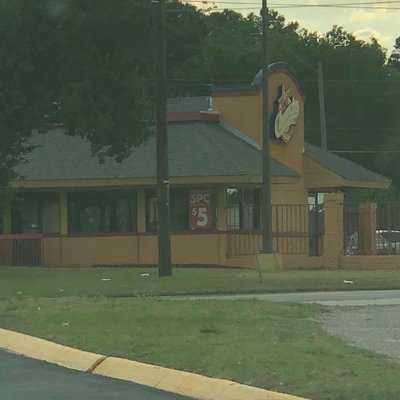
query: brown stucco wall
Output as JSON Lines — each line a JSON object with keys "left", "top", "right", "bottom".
{"left": 225, "top": 254, "right": 336, "bottom": 269}
{"left": 340, "top": 255, "right": 400, "bottom": 269}
{"left": 42, "top": 233, "right": 227, "bottom": 267}
{"left": 212, "top": 70, "right": 305, "bottom": 176}
{"left": 171, "top": 234, "right": 226, "bottom": 266}
{"left": 323, "top": 192, "right": 344, "bottom": 267}
{"left": 272, "top": 181, "right": 308, "bottom": 204}
{"left": 213, "top": 93, "right": 262, "bottom": 145}
{"left": 42, "top": 236, "right": 140, "bottom": 267}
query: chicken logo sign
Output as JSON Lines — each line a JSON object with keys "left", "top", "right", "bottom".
{"left": 189, "top": 190, "right": 212, "bottom": 230}
{"left": 273, "top": 84, "right": 300, "bottom": 144}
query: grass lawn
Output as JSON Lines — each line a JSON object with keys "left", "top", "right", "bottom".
{"left": 1, "top": 266, "right": 400, "bottom": 298}
{"left": 1, "top": 296, "right": 400, "bottom": 400}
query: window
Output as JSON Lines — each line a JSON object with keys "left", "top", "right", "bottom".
{"left": 146, "top": 188, "right": 215, "bottom": 232}
{"left": 145, "top": 191, "right": 158, "bottom": 233}
{"left": 68, "top": 190, "right": 136, "bottom": 234}
{"left": 42, "top": 197, "right": 60, "bottom": 233}
{"left": 188, "top": 190, "right": 215, "bottom": 230}
{"left": 11, "top": 192, "right": 60, "bottom": 234}
{"left": 226, "top": 188, "right": 261, "bottom": 231}
{"left": 171, "top": 189, "right": 189, "bottom": 231}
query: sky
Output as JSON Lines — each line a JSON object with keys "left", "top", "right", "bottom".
{"left": 190, "top": 0, "right": 399, "bottom": 53}
{"left": 276, "top": 1, "right": 399, "bottom": 51}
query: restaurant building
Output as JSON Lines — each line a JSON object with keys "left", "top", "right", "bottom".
{"left": 0, "top": 64, "right": 390, "bottom": 268}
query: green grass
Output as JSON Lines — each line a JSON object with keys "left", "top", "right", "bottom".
{"left": 1, "top": 296, "right": 400, "bottom": 400}
{"left": 1, "top": 266, "right": 400, "bottom": 299}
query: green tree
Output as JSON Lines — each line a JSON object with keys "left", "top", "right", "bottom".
{"left": 389, "top": 37, "right": 400, "bottom": 68}
{"left": 0, "top": 0, "right": 154, "bottom": 189}
{"left": 0, "top": 0, "right": 210, "bottom": 187}
{"left": 1, "top": 0, "right": 398, "bottom": 191}
{"left": 374, "top": 40, "right": 400, "bottom": 188}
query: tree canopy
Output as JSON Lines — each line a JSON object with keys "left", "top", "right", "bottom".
{"left": 0, "top": 0, "right": 399, "bottom": 191}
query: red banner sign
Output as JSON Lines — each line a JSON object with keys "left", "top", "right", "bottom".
{"left": 189, "top": 191, "right": 213, "bottom": 230}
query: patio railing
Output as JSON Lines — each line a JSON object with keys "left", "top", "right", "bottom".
{"left": 0, "top": 235, "right": 42, "bottom": 266}
{"left": 226, "top": 204, "right": 324, "bottom": 257}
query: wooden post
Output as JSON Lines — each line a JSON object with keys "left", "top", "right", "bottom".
{"left": 261, "top": 0, "right": 273, "bottom": 253}
{"left": 153, "top": 0, "right": 172, "bottom": 277}
{"left": 137, "top": 189, "right": 146, "bottom": 233}
{"left": 318, "top": 62, "right": 328, "bottom": 151}
{"left": 59, "top": 191, "right": 68, "bottom": 236}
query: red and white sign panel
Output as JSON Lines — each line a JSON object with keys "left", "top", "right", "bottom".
{"left": 189, "top": 191, "right": 213, "bottom": 230}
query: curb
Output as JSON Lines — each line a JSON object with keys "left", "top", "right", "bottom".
{"left": 94, "top": 357, "right": 307, "bottom": 400}
{"left": 0, "top": 328, "right": 103, "bottom": 372}
{"left": 0, "top": 328, "right": 309, "bottom": 400}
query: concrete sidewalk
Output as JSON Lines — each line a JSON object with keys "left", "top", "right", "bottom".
{"left": 163, "top": 289, "right": 400, "bottom": 306}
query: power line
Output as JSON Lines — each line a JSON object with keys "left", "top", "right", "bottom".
{"left": 184, "top": 0, "right": 400, "bottom": 3}
{"left": 180, "top": 0, "right": 400, "bottom": 9}
{"left": 208, "top": 5, "right": 400, "bottom": 9}
{"left": 156, "top": 77, "right": 400, "bottom": 83}
{"left": 170, "top": 6, "right": 400, "bottom": 13}
{"left": 307, "top": 128, "right": 400, "bottom": 131}
{"left": 332, "top": 150, "right": 400, "bottom": 153}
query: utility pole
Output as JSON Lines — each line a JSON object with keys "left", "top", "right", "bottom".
{"left": 318, "top": 62, "right": 328, "bottom": 151}
{"left": 153, "top": 0, "right": 172, "bottom": 277}
{"left": 261, "top": 0, "right": 273, "bottom": 253}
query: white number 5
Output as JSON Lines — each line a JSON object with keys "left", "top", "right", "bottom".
{"left": 197, "top": 207, "right": 208, "bottom": 226}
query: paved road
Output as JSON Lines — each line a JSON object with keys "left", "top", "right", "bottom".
{"left": 166, "top": 289, "right": 400, "bottom": 306}
{"left": 0, "top": 350, "right": 193, "bottom": 400}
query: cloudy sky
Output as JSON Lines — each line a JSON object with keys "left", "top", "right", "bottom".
{"left": 276, "top": 1, "right": 399, "bottom": 51}
{"left": 192, "top": 1, "right": 399, "bottom": 53}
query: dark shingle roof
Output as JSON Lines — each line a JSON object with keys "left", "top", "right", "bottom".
{"left": 15, "top": 123, "right": 297, "bottom": 182}
{"left": 305, "top": 143, "right": 389, "bottom": 183}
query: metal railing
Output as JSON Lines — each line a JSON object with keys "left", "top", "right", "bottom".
{"left": 0, "top": 235, "right": 42, "bottom": 266}
{"left": 226, "top": 204, "right": 324, "bottom": 257}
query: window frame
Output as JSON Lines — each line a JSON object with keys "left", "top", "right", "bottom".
{"left": 68, "top": 190, "right": 136, "bottom": 235}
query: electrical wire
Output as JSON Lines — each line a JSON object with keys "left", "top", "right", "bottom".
{"left": 183, "top": 0, "right": 400, "bottom": 4}
{"left": 208, "top": 5, "right": 400, "bottom": 9}
{"left": 332, "top": 150, "right": 400, "bottom": 153}
{"left": 179, "top": 0, "right": 400, "bottom": 9}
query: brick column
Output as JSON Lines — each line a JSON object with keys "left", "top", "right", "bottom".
{"left": 358, "top": 201, "right": 377, "bottom": 255}
{"left": 323, "top": 192, "right": 344, "bottom": 267}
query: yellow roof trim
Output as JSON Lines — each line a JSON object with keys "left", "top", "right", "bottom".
{"left": 11, "top": 175, "right": 300, "bottom": 189}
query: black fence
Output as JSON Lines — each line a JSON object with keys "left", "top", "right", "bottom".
{"left": 226, "top": 204, "right": 324, "bottom": 257}
{"left": 0, "top": 236, "right": 42, "bottom": 266}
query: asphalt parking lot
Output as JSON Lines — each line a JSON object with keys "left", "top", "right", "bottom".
{"left": 0, "top": 350, "right": 193, "bottom": 400}
{"left": 320, "top": 304, "right": 400, "bottom": 361}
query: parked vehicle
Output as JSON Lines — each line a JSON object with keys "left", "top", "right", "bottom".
{"left": 377, "top": 230, "right": 400, "bottom": 254}
{"left": 344, "top": 230, "right": 400, "bottom": 255}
